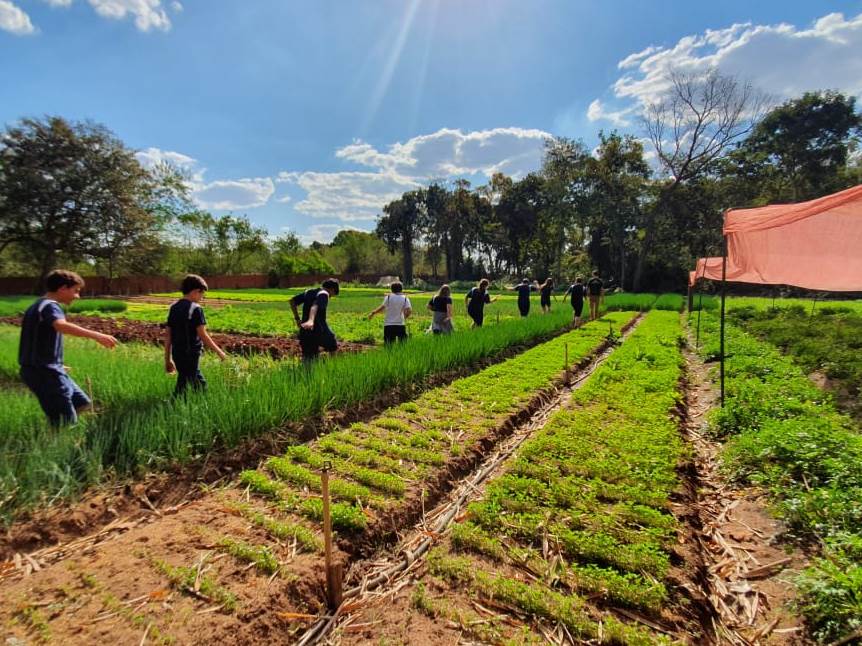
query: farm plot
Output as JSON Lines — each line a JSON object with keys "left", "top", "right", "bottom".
{"left": 0, "top": 308, "right": 585, "bottom": 525}
{"left": 695, "top": 312, "right": 862, "bottom": 643}
{"left": 729, "top": 305, "right": 862, "bottom": 423}
{"left": 333, "top": 310, "right": 692, "bottom": 645}
{"left": 0, "top": 312, "right": 637, "bottom": 645}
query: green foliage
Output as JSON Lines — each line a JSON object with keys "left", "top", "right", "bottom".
{"left": 696, "top": 312, "right": 862, "bottom": 640}
{"left": 152, "top": 558, "right": 238, "bottom": 611}
{"left": 216, "top": 537, "right": 279, "bottom": 574}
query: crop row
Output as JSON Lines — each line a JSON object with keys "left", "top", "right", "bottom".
{"left": 729, "top": 305, "right": 862, "bottom": 422}
{"left": 695, "top": 312, "right": 862, "bottom": 643}
{"left": 410, "top": 310, "right": 685, "bottom": 644}
{"left": 0, "top": 308, "right": 583, "bottom": 522}
{"left": 236, "top": 312, "right": 635, "bottom": 545}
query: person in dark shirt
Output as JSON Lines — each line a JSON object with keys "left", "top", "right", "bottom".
{"left": 586, "top": 270, "right": 604, "bottom": 321}
{"left": 538, "top": 278, "right": 556, "bottom": 313}
{"left": 465, "top": 278, "right": 497, "bottom": 328}
{"left": 19, "top": 269, "right": 119, "bottom": 426}
{"left": 427, "top": 284, "right": 454, "bottom": 334}
{"left": 165, "top": 274, "right": 227, "bottom": 396}
{"left": 509, "top": 279, "right": 538, "bottom": 317}
{"left": 290, "top": 278, "right": 340, "bottom": 362}
{"left": 563, "top": 277, "right": 587, "bottom": 328}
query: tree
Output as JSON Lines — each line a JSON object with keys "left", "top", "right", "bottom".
{"left": 376, "top": 190, "right": 424, "bottom": 284}
{"left": 176, "top": 212, "right": 268, "bottom": 275}
{"left": 728, "top": 91, "right": 862, "bottom": 203}
{"left": 635, "top": 69, "right": 769, "bottom": 290}
{"left": 0, "top": 116, "right": 163, "bottom": 283}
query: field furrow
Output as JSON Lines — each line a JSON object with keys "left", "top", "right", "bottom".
{"left": 0, "top": 312, "right": 637, "bottom": 645}
{"left": 331, "top": 311, "right": 699, "bottom": 645}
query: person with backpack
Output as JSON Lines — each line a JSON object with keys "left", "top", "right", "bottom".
{"left": 427, "top": 284, "right": 454, "bottom": 334}
{"left": 509, "top": 279, "right": 538, "bottom": 317}
{"left": 290, "top": 278, "right": 340, "bottom": 362}
{"left": 586, "top": 270, "right": 604, "bottom": 321}
{"left": 563, "top": 277, "right": 587, "bottom": 328}
{"left": 368, "top": 281, "right": 412, "bottom": 344}
{"left": 465, "top": 279, "right": 497, "bottom": 328}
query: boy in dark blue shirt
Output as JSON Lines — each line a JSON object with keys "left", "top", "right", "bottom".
{"left": 465, "top": 278, "right": 497, "bottom": 327}
{"left": 164, "top": 274, "right": 226, "bottom": 395}
{"left": 509, "top": 279, "right": 538, "bottom": 317}
{"left": 19, "top": 269, "right": 119, "bottom": 426}
{"left": 290, "top": 278, "right": 340, "bottom": 362}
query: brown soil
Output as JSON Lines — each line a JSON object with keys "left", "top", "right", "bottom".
{"left": 0, "top": 324, "right": 621, "bottom": 645}
{"left": 0, "top": 323, "right": 579, "bottom": 561}
{"left": 683, "top": 339, "right": 810, "bottom": 645}
{"left": 0, "top": 314, "right": 369, "bottom": 360}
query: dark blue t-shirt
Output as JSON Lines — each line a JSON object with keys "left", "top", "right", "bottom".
{"left": 587, "top": 277, "right": 603, "bottom": 296}
{"left": 566, "top": 284, "right": 586, "bottom": 305}
{"left": 167, "top": 299, "right": 206, "bottom": 356}
{"left": 19, "top": 298, "right": 66, "bottom": 372}
{"left": 429, "top": 295, "right": 452, "bottom": 312}
{"left": 466, "top": 287, "right": 490, "bottom": 315}
{"left": 514, "top": 284, "right": 533, "bottom": 305}
{"left": 292, "top": 289, "right": 331, "bottom": 332}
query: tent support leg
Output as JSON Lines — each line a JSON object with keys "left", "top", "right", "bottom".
{"left": 720, "top": 236, "right": 727, "bottom": 408}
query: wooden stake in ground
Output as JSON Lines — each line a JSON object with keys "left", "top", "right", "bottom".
{"left": 564, "top": 342, "right": 570, "bottom": 385}
{"left": 320, "top": 461, "right": 343, "bottom": 610}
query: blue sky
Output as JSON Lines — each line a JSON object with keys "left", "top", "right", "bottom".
{"left": 2, "top": 0, "right": 862, "bottom": 242}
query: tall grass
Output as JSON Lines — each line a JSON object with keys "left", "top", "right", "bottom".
{"left": 0, "top": 309, "right": 584, "bottom": 520}
{"left": 603, "top": 293, "right": 657, "bottom": 311}
{"left": 0, "top": 296, "right": 127, "bottom": 317}
{"left": 652, "top": 293, "right": 684, "bottom": 311}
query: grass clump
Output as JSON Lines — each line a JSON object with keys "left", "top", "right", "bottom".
{"left": 216, "top": 537, "right": 279, "bottom": 575}
{"left": 152, "top": 558, "right": 238, "bottom": 611}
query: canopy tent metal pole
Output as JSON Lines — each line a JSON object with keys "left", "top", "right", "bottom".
{"left": 694, "top": 256, "right": 709, "bottom": 349}
{"left": 720, "top": 234, "right": 728, "bottom": 408}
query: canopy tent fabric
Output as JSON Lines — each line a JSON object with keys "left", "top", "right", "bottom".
{"left": 688, "top": 256, "right": 743, "bottom": 287}
{"left": 721, "top": 184, "right": 862, "bottom": 291}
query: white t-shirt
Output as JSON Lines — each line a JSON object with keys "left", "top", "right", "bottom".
{"left": 382, "top": 293, "right": 411, "bottom": 326}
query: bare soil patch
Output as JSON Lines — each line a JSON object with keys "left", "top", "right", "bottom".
{"left": 683, "top": 340, "right": 810, "bottom": 645}
{"left": 0, "top": 314, "right": 369, "bottom": 359}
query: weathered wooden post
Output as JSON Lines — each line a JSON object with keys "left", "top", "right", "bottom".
{"left": 321, "top": 461, "right": 343, "bottom": 609}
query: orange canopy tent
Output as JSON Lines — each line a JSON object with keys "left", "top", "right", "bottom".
{"left": 689, "top": 184, "right": 862, "bottom": 405}
{"left": 723, "top": 184, "right": 862, "bottom": 291}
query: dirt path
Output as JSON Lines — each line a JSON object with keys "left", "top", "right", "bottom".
{"left": 682, "top": 338, "right": 809, "bottom": 645}
{"left": 0, "top": 320, "right": 638, "bottom": 646}
{"left": 0, "top": 314, "right": 370, "bottom": 360}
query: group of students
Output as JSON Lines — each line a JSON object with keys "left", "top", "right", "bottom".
{"left": 18, "top": 269, "right": 604, "bottom": 426}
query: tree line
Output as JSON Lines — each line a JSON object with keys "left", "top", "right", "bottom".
{"left": 2, "top": 71, "right": 860, "bottom": 291}
{"left": 377, "top": 73, "right": 861, "bottom": 291}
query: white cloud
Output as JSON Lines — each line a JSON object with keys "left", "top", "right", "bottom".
{"left": 42, "top": 0, "right": 73, "bottom": 7}
{"left": 170, "top": 1, "right": 181, "bottom": 12}
{"left": 588, "top": 12, "right": 862, "bottom": 125}
{"left": 278, "top": 171, "right": 418, "bottom": 221}
{"left": 275, "top": 194, "right": 292, "bottom": 204}
{"left": 87, "top": 0, "right": 172, "bottom": 32}
{"left": 335, "top": 127, "right": 551, "bottom": 179}
{"left": 586, "top": 99, "right": 635, "bottom": 127}
{"left": 277, "top": 127, "right": 552, "bottom": 223}
{"left": 136, "top": 147, "right": 274, "bottom": 211}
{"left": 0, "top": 0, "right": 35, "bottom": 35}
{"left": 193, "top": 178, "right": 275, "bottom": 211}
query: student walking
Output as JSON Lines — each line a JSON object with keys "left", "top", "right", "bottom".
{"left": 564, "top": 277, "right": 587, "bottom": 328}
{"left": 164, "top": 274, "right": 227, "bottom": 396}
{"left": 539, "top": 278, "right": 556, "bottom": 313}
{"left": 510, "top": 279, "right": 538, "bottom": 317}
{"left": 368, "top": 281, "right": 412, "bottom": 344}
{"left": 465, "top": 279, "right": 497, "bottom": 328}
{"left": 427, "top": 284, "right": 454, "bottom": 334}
{"left": 587, "top": 271, "right": 604, "bottom": 321}
{"left": 291, "top": 278, "right": 340, "bottom": 362}
{"left": 19, "top": 270, "right": 119, "bottom": 426}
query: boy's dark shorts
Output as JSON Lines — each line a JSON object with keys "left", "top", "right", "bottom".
{"left": 383, "top": 325, "right": 407, "bottom": 344}
{"left": 299, "top": 328, "right": 338, "bottom": 359}
{"left": 20, "top": 366, "right": 91, "bottom": 426}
